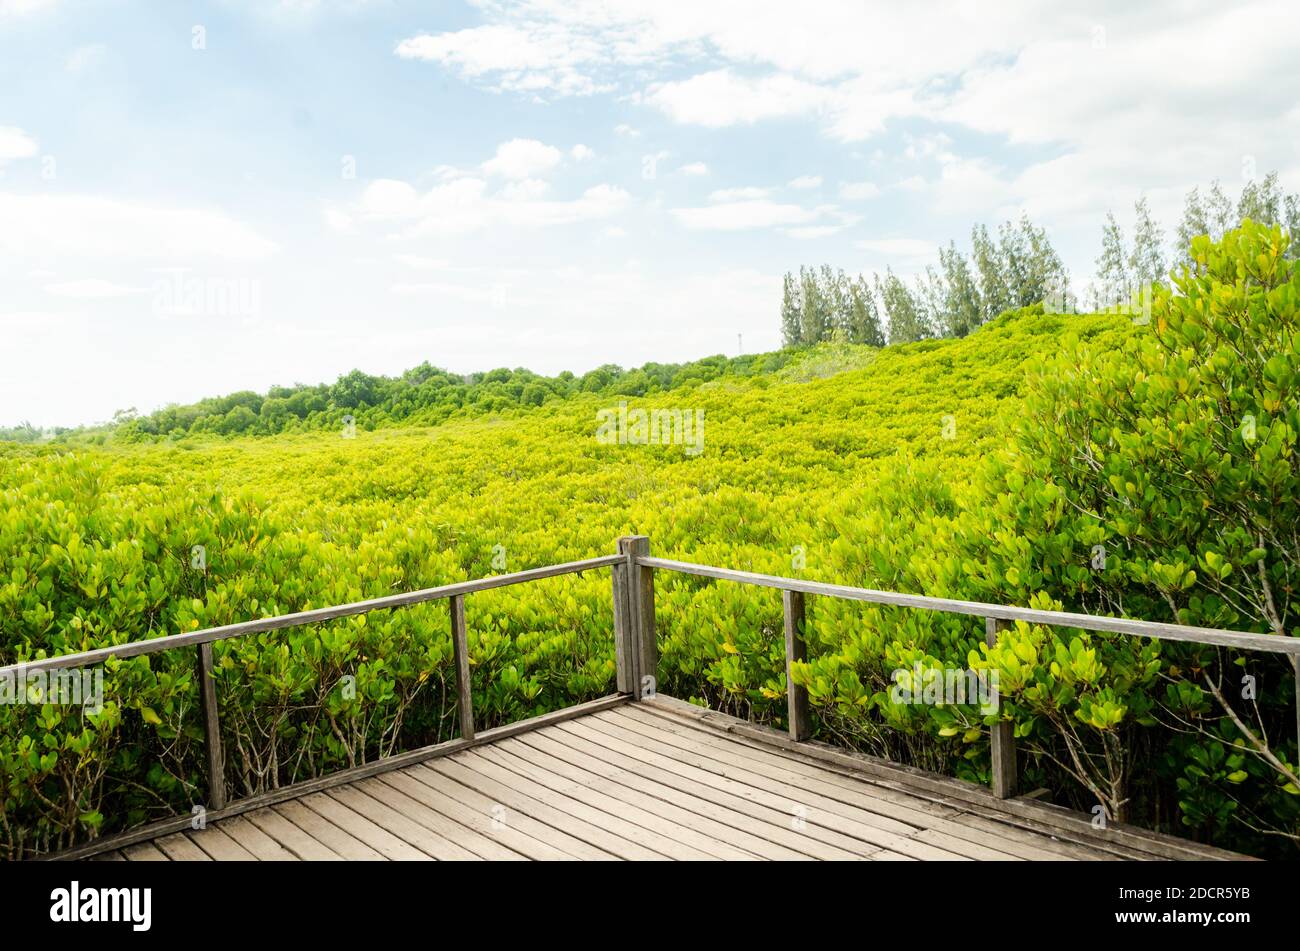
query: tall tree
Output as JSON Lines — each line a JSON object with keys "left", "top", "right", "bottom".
{"left": 1128, "top": 197, "right": 1166, "bottom": 290}
{"left": 1236, "top": 171, "right": 1282, "bottom": 225}
{"left": 1093, "top": 210, "right": 1128, "bottom": 310}
{"left": 1175, "top": 187, "right": 1210, "bottom": 271}
{"left": 780, "top": 272, "right": 802, "bottom": 347}
{"left": 972, "top": 223, "right": 1011, "bottom": 323}
{"left": 913, "top": 266, "right": 945, "bottom": 338}
{"left": 1204, "top": 180, "right": 1234, "bottom": 239}
{"left": 798, "top": 265, "right": 831, "bottom": 346}
{"left": 875, "top": 269, "right": 927, "bottom": 344}
{"left": 846, "top": 273, "right": 885, "bottom": 346}
{"left": 938, "top": 242, "right": 982, "bottom": 336}
{"left": 821, "top": 264, "right": 851, "bottom": 340}
{"left": 1016, "top": 215, "right": 1070, "bottom": 311}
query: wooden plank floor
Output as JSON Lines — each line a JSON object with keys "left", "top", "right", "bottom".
{"left": 88, "top": 699, "right": 1239, "bottom": 861}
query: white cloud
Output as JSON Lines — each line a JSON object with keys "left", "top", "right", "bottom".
{"left": 0, "top": 126, "right": 38, "bottom": 163}
{"left": 44, "top": 279, "right": 142, "bottom": 299}
{"left": 394, "top": 25, "right": 610, "bottom": 96}
{"left": 839, "top": 181, "right": 881, "bottom": 201}
{"left": 66, "top": 43, "right": 107, "bottom": 73}
{"left": 673, "top": 199, "right": 820, "bottom": 232}
{"left": 678, "top": 161, "right": 709, "bottom": 176}
{"left": 785, "top": 226, "right": 844, "bottom": 240}
{"left": 708, "top": 186, "right": 768, "bottom": 202}
{"left": 0, "top": 193, "right": 280, "bottom": 261}
{"left": 789, "top": 175, "right": 822, "bottom": 189}
{"left": 645, "top": 69, "right": 831, "bottom": 127}
{"left": 0, "top": 0, "right": 57, "bottom": 16}
{"left": 482, "top": 138, "right": 563, "bottom": 179}
{"left": 350, "top": 174, "right": 630, "bottom": 236}
{"left": 395, "top": 254, "right": 451, "bottom": 270}
{"left": 498, "top": 177, "right": 551, "bottom": 200}
{"left": 855, "top": 238, "right": 937, "bottom": 259}
{"left": 614, "top": 123, "right": 640, "bottom": 137}
{"left": 396, "top": 0, "right": 1300, "bottom": 245}
{"left": 570, "top": 143, "right": 595, "bottom": 160}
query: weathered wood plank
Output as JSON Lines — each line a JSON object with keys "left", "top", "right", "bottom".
{"left": 533, "top": 725, "right": 876, "bottom": 859}
{"left": 425, "top": 754, "right": 643, "bottom": 860}
{"left": 478, "top": 741, "right": 763, "bottom": 860}
{"left": 618, "top": 705, "right": 1067, "bottom": 861}
{"left": 464, "top": 745, "right": 715, "bottom": 860}
{"left": 395, "top": 763, "right": 580, "bottom": 860}
{"left": 558, "top": 718, "right": 940, "bottom": 858}
{"left": 243, "top": 807, "right": 344, "bottom": 860}
{"left": 272, "top": 800, "right": 386, "bottom": 860}
{"left": 507, "top": 731, "right": 812, "bottom": 860}
{"left": 326, "top": 784, "right": 479, "bottom": 860}
{"left": 121, "top": 841, "right": 170, "bottom": 862}
{"left": 638, "top": 694, "right": 1232, "bottom": 860}
{"left": 154, "top": 833, "right": 211, "bottom": 861}
{"left": 578, "top": 713, "right": 969, "bottom": 860}
{"left": 215, "top": 815, "right": 297, "bottom": 860}
{"left": 353, "top": 774, "right": 525, "bottom": 861}
{"left": 297, "top": 792, "right": 428, "bottom": 860}
{"left": 187, "top": 825, "right": 257, "bottom": 861}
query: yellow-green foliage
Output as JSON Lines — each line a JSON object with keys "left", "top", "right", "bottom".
{"left": 1, "top": 306, "right": 1132, "bottom": 856}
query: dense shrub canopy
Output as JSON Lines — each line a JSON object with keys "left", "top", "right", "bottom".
{"left": 2, "top": 226, "right": 1296, "bottom": 858}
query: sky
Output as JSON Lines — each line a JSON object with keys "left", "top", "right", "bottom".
{"left": 1, "top": 0, "right": 1298, "bottom": 428}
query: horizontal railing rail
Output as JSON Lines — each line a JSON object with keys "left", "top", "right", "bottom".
{"left": 0, "top": 555, "right": 625, "bottom": 679}
{"left": 637, "top": 556, "right": 1300, "bottom": 656}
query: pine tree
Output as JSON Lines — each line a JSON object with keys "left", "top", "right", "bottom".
{"left": 1237, "top": 171, "right": 1282, "bottom": 226}
{"left": 780, "top": 272, "right": 803, "bottom": 347}
{"left": 914, "top": 266, "right": 945, "bottom": 338}
{"left": 1205, "top": 180, "right": 1234, "bottom": 239}
{"left": 972, "top": 223, "right": 1010, "bottom": 323}
{"left": 1174, "top": 186, "right": 1209, "bottom": 270}
{"left": 847, "top": 274, "right": 884, "bottom": 346}
{"left": 798, "top": 266, "right": 830, "bottom": 346}
{"left": 876, "top": 269, "right": 926, "bottom": 344}
{"left": 1128, "top": 197, "right": 1166, "bottom": 291}
{"left": 938, "top": 242, "right": 982, "bottom": 336}
{"left": 1093, "top": 211, "right": 1128, "bottom": 310}
{"left": 1017, "top": 215, "right": 1070, "bottom": 311}
{"left": 821, "top": 265, "right": 850, "bottom": 340}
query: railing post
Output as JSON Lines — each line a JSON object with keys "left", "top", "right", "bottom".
{"left": 1293, "top": 656, "right": 1299, "bottom": 772}
{"left": 194, "top": 641, "right": 226, "bottom": 811}
{"left": 985, "top": 617, "right": 1017, "bottom": 799}
{"left": 450, "top": 594, "right": 474, "bottom": 740}
{"left": 783, "top": 589, "right": 811, "bottom": 741}
{"left": 616, "top": 536, "right": 656, "bottom": 700}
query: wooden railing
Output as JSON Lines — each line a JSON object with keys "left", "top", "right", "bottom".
{"left": 630, "top": 538, "right": 1300, "bottom": 800}
{"left": 1, "top": 554, "right": 624, "bottom": 816}
{"left": 4, "top": 533, "right": 1298, "bottom": 837}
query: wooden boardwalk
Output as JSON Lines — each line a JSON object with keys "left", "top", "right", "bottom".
{"left": 87, "top": 697, "right": 1241, "bottom": 862}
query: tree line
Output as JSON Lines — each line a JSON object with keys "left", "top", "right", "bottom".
{"left": 1093, "top": 171, "right": 1300, "bottom": 308}
{"left": 784, "top": 170, "right": 1299, "bottom": 347}
{"left": 781, "top": 214, "right": 1070, "bottom": 347}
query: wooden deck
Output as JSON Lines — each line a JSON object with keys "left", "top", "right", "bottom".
{"left": 85, "top": 697, "right": 1241, "bottom": 862}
